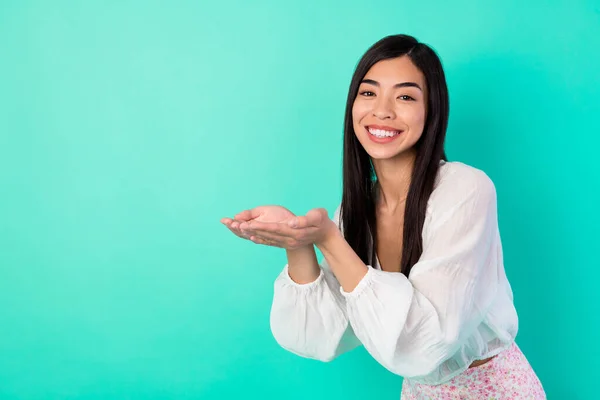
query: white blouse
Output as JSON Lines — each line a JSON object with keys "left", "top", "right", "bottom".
{"left": 269, "top": 161, "right": 519, "bottom": 385}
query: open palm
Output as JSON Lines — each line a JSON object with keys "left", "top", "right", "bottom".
{"left": 221, "top": 205, "right": 295, "bottom": 240}
{"left": 221, "top": 206, "right": 335, "bottom": 249}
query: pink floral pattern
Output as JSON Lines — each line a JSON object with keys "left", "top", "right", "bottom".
{"left": 401, "top": 342, "right": 546, "bottom": 399}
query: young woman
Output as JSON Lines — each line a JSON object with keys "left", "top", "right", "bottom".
{"left": 221, "top": 34, "right": 546, "bottom": 399}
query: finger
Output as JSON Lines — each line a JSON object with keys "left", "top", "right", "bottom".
{"left": 222, "top": 216, "right": 252, "bottom": 228}
{"left": 249, "top": 236, "right": 283, "bottom": 247}
{"left": 306, "top": 208, "right": 327, "bottom": 226}
{"left": 241, "top": 221, "right": 296, "bottom": 237}
{"left": 231, "top": 219, "right": 247, "bottom": 231}
{"left": 249, "top": 227, "right": 321, "bottom": 245}
{"left": 221, "top": 218, "right": 233, "bottom": 229}
{"left": 243, "top": 229, "right": 289, "bottom": 243}
{"left": 235, "top": 208, "right": 261, "bottom": 222}
{"left": 289, "top": 208, "right": 327, "bottom": 228}
{"left": 226, "top": 225, "right": 249, "bottom": 239}
{"left": 222, "top": 219, "right": 251, "bottom": 239}
{"left": 288, "top": 215, "right": 310, "bottom": 229}
{"left": 221, "top": 217, "right": 235, "bottom": 225}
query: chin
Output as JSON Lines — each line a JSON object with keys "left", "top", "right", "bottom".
{"left": 364, "top": 147, "right": 405, "bottom": 160}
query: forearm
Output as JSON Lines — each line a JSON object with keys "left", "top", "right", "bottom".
{"left": 271, "top": 249, "right": 360, "bottom": 361}
{"left": 315, "top": 228, "right": 369, "bottom": 293}
{"left": 286, "top": 246, "right": 320, "bottom": 284}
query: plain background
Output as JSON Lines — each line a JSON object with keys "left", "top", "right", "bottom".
{"left": 1, "top": 1, "right": 599, "bottom": 398}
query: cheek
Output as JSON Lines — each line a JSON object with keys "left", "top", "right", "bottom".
{"left": 417, "top": 108, "right": 427, "bottom": 126}
{"left": 404, "top": 104, "right": 427, "bottom": 128}
{"left": 352, "top": 102, "right": 369, "bottom": 126}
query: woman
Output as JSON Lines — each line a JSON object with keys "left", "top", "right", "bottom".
{"left": 221, "top": 34, "right": 546, "bottom": 399}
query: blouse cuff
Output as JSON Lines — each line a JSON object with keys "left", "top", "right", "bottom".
{"left": 281, "top": 264, "right": 325, "bottom": 290}
{"left": 339, "top": 265, "right": 375, "bottom": 298}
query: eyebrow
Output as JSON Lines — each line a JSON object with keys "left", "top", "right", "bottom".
{"left": 360, "top": 79, "right": 423, "bottom": 91}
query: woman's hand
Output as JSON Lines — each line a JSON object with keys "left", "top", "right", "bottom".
{"left": 221, "top": 206, "right": 337, "bottom": 249}
{"left": 221, "top": 205, "right": 296, "bottom": 243}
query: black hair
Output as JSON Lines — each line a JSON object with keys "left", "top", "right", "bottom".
{"left": 340, "top": 34, "right": 449, "bottom": 276}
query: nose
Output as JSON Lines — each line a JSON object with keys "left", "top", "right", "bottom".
{"left": 372, "top": 97, "right": 395, "bottom": 120}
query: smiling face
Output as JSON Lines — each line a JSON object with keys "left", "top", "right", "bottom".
{"left": 352, "top": 56, "right": 428, "bottom": 160}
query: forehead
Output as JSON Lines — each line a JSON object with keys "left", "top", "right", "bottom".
{"left": 362, "top": 56, "right": 425, "bottom": 87}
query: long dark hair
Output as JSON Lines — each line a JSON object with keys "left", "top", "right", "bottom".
{"left": 340, "top": 34, "right": 449, "bottom": 277}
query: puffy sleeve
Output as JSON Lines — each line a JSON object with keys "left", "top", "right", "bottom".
{"left": 269, "top": 207, "right": 362, "bottom": 361}
{"left": 341, "top": 170, "right": 501, "bottom": 379}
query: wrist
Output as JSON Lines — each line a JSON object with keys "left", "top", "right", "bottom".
{"left": 285, "top": 245, "right": 319, "bottom": 285}
{"left": 285, "top": 244, "right": 315, "bottom": 256}
{"left": 315, "top": 220, "right": 342, "bottom": 251}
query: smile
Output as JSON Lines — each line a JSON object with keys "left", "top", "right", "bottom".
{"left": 366, "top": 125, "right": 403, "bottom": 143}
{"left": 367, "top": 127, "right": 402, "bottom": 138}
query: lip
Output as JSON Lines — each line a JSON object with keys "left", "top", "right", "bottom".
{"left": 365, "top": 125, "right": 403, "bottom": 144}
{"left": 366, "top": 124, "right": 402, "bottom": 132}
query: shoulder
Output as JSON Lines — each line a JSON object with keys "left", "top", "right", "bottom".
{"left": 332, "top": 203, "right": 343, "bottom": 231}
{"left": 431, "top": 161, "right": 496, "bottom": 197}
{"left": 331, "top": 161, "right": 497, "bottom": 227}
{"left": 430, "top": 161, "right": 497, "bottom": 207}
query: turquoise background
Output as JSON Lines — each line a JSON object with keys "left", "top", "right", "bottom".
{"left": 1, "top": 1, "right": 598, "bottom": 399}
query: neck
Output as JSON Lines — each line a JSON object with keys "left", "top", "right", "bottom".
{"left": 372, "top": 149, "right": 416, "bottom": 215}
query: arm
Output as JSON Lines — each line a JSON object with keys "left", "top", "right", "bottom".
{"left": 269, "top": 209, "right": 362, "bottom": 361}
{"left": 285, "top": 246, "right": 320, "bottom": 284}
{"left": 316, "top": 171, "right": 501, "bottom": 378}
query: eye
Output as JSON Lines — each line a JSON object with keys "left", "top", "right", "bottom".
{"left": 359, "top": 91, "right": 375, "bottom": 97}
{"left": 398, "top": 95, "right": 415, "bottom": 101}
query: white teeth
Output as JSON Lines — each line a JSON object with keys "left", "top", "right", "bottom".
{"left": 368, "top": 128, "right": 399, "bottom": 138}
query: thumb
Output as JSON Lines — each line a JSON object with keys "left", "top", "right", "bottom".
{"left": 234, "top": 208, "right": 262, "bottom": 221}
{"left": 306, "top": 208, "right": 328, "bottom": 226}
{"left": 290, "top": 208, "right": 327, "bottom": 228}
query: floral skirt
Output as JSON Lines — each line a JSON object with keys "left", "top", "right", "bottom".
{"left": 400, "top": 342, "right": 546, "bottom": 399}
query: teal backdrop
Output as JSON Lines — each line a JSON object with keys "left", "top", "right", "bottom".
{"left": 1, "top": 1, "right": 598, "bottom": 399}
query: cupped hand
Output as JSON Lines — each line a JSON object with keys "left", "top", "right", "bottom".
{"left": 222, "top": 206, "right": 337, "bottom": 249}
{"left": 221, "top": 205, "right": 296, "bottom": 243}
